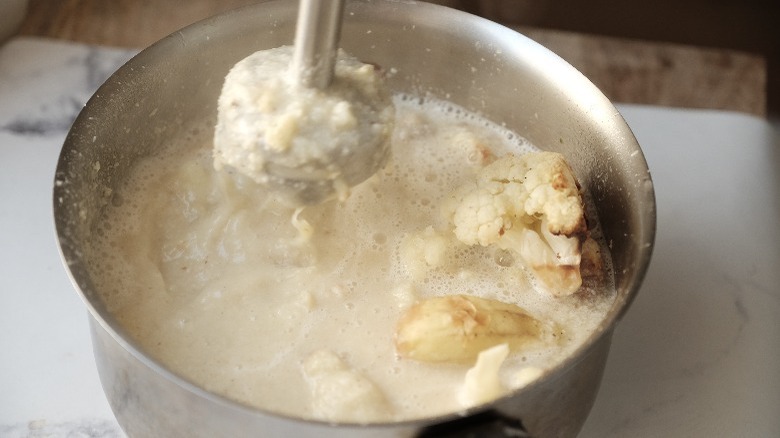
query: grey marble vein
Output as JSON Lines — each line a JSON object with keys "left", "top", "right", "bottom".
{"left": 0, "top": 418, "right": 123, "bottom": 438}
{"left": 0, "top": 38, "right": 137, "bottom": 136}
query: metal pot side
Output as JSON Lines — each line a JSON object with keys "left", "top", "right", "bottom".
{"left": 54, "top": 1, "right": 656, "bottom": 437}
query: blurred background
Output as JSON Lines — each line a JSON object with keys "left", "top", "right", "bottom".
{"left": 6, "top": 0, "right": 778, "bottom": 118}
{"left": 455, "top": 0, "right": 779, "bottom": 114}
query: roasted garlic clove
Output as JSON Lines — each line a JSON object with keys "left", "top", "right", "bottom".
{"left": 394, "top": 294, "right": 544, "bottom": 363}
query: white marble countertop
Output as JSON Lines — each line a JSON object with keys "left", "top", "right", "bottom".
{"left": 1, "top": 37, "right": 779, "bottom": 437}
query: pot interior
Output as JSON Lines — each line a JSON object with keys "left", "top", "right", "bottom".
{"left": 54, "top": 0, "right": 655, "bottom": 428}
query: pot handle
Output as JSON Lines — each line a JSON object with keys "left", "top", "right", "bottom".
{"left": 416, "top": 410, "right": 532, "bottom": 438}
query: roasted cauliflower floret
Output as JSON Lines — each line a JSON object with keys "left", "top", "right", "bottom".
{"left": 458, "top": 343, "right": 510, "bottom": 408}
{"left": 446, "top": 152, "right": 587, "bottom": 296}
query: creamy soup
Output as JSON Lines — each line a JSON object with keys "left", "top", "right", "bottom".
{"left": 88, "top": 96, "right": 615, "bottom": 423}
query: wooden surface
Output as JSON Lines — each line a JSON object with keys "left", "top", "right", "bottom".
{"left": 15, "top": 0, "right": 767, "bottom": 117}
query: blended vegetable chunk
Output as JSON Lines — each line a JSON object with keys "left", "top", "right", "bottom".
{"left": 213, "top": 46, "right": 395, "bottom": 205}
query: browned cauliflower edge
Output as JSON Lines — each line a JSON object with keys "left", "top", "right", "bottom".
{"left": 445, "top": 152, "right": 589, "bottom": 296}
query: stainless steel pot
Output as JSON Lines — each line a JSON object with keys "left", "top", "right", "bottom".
{"left": 53, "top": 1, "right": 656, "bottom": 436}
